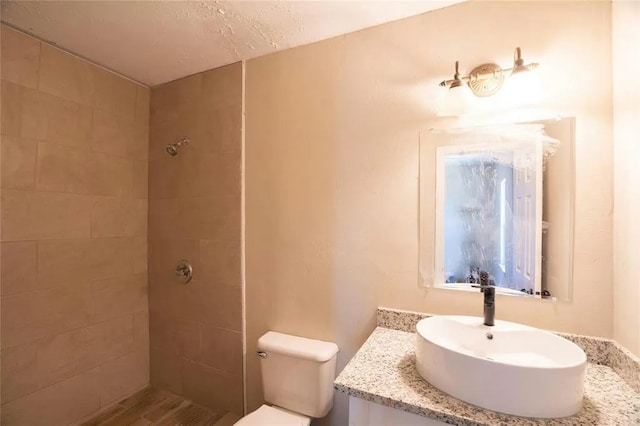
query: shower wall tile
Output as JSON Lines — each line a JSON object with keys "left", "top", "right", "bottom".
{"left": 0, "top": 341, "right": 39, "bottom": 403}
{"left": 149, "top": 75, "right": 202, "bottom": 162}
{"left": 150, "top": 347, "right": 183, "bottom": 395}
{"left": 93, "top": 67, "right": 138, "bottom": 118}
{"left": 37, "top": 238, "right": 92, "bottom": 287}
{"left": 39, "top": 43, "right": 96, "bottom": 106}
{"left": 148, "top": 115, "right": 200, "bottom": 163}
{"left": 1, "top": 241, "right": 38, "bottom": 295}
{"left": 36, "top": 315, "right": 135, "bottom": 388}
{"left": 193, "top": 283, "right": 242, "bottom": 332}
{"left": 91, "top": 108, "right": 137, "bottom": 157}
{"left": 149, "top": 313, "right": 200, "bottom": 359}
{"left": 91, "top": 196, "right": 147, "bottom": 238}
{"left": 148, "top": 238, "right": 201, "bottom": 281}
{"left": 199, "top": 106, "right": 242, "bottom": 155}
{"left": 150, "top": 73, "right": 202, "bottom": 113}
{"left": 149, "top": 151, "right": 239, "bottom": 200}
{"left": 199, "top": 327, "right": 242, "bottom": 375}
{"left": 90, "top": 350, "right": 149, "bottom": 408}
{"left": 147, "top": 199, "right": 178, "bottom": 240}
{"left": 1, "top": 369, "right": 100, "bottom": 426}
{"left": 149, "top": 62, "right": 242, "bottom": 415}
{"left": 199, "top": 239, "right": 242, "bottom": 287}
{"left": 1, "top": 286, "right": 92, "bottom": 349}
{"left": 1, "top": 24, "right": 149, "bottom": 424}
{"left": 201, "top": 64, "right": 243, "bottom": 109}
{"left": 131, "top": 122, "right": 151, "bottom": 161}
{"left": 133, "top": 159, "right": 149, "bottom": 199}
{"left": 1, "top": 135, "right": 37, "bottom": 190}
{"left": 90, "top": 273, "right": 148, "bottom": 323}
{"left": 131, "top": 86, "right": 150, "bottom": 161}
{"left": 149, "top": 195, "right": 240, "bottom": 241}
{"left": 90, "top": 152, "right": 134, "bottom": 197}
{"left": 0, "top": 26, "right": 40, "bottom": 88}
{"left": 181, "top": 358, "right": 243, "bottom": 415}
{"left": 136, "top": 86, "right": 151, "bottom": 124}
{"left": 1, "top": 80, "right": 23, "bottom": 137}
{"left": 189, "top": 152, "right": 240, "bottom": 198}
{"left": 134, "top": 310, "right": 150, "bottom": 352}
{"left": 1, "top": 189, "right": 92, "bottom": 241}
{"left": 0, "top": 315, "right": 136, "bottom": 403}
{"left": 148, "top": 281, "right": 197, "bottom": 324}
{"left": 133, "top": 237, "right": 148, "bottom": 274}
{"left": 21, "top": 88, "right": 93, "bottom": 148}
{"left": 36, "top": 142, "right": 93, "bottom": 193}
{"left": 148, "top": 157, "right": 178, "bottom": 200}
{"left": 89, "top": 237, "right": 134, "bottom": 280}
{"left": 152, "top": 159, "right": 177, "bottom": 197}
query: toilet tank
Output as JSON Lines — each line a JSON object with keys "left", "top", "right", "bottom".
{"left": 258, "top": 331, "right": 339, "bottom": 418}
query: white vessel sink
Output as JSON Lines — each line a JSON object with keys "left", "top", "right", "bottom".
{"left": 415, "top": 316, "right": 587, "bottom": 418}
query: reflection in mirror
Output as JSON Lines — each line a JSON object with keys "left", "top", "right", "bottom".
{"left": 419, "top": 118, "right": 575, "bottom": 301}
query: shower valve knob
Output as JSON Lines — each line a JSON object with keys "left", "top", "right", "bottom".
{"left": 175, "top": 260, "right": 193, "bottom": 283}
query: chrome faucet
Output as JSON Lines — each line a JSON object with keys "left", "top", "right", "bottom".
{"left": 472, "top": 271, "right": 495, "bottom": 326}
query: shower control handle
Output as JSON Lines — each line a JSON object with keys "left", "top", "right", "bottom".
{"left": 175, "top": 260, "right": 193, "bottom": 283}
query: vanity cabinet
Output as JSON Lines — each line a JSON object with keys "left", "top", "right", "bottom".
{"left": 349, "top": 397, "right": 447, "bottom": 426}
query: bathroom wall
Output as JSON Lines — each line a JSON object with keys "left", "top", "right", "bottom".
{"left": 613, "top": 0, "right": 640, "bottom": 357}
{"left": 148, "top": 63, "right": 243, "bottom": 416}
{"left": 245, "top": 2, "right": 612, "bottom": 424}
{"left": 0, "top": 24, "right": 149, "bottom": 424}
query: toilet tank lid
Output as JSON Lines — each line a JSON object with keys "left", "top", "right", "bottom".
{"left": 258, "top": 331, "right": 339, "bottom": 362}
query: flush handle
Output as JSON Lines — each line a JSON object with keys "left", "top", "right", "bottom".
{"left": 257, "top": 351, "right": 267, "bottom": 358}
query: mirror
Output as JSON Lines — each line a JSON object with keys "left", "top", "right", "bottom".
{"left": 419, "top": 118, "right": 575, "bottom": 301}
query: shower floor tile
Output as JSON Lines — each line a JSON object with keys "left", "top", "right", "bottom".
{"left": 80, "top": 387, "right": 235, "bottom": 426}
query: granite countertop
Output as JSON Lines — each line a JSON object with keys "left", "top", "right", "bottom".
{"left": 334, "top": 312, "right": 640, "bottom": 426}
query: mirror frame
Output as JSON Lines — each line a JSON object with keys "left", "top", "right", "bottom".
{"left": 418, "top": 117, "right": 576, "bottom": 301}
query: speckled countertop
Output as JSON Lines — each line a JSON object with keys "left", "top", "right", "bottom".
{"left": 334, "top": 309, "right": 640, "bottom": 426}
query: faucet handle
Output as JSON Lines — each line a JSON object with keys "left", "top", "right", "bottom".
{"left": 471, "top": 284, "right": 496, "bottom": 294}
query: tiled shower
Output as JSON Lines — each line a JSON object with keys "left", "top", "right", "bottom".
{"left": 0, "top": 24, "right": 243, "bottom": 424}
{"left": 148, "top": 64, "right": 243, "bottom": 414}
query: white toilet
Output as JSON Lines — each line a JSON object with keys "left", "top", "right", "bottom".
{"left": 235, "top": 331, "right": 339, "bottom": 425}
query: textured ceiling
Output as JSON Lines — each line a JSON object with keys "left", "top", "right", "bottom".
{"left": 1, "top": 0, "right": 461, "bottom": 86}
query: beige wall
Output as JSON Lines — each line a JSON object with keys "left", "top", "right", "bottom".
{"left": 613, "top": 0, "right": 640, "bottom": 357}
{"left": 245, "top": 2, "right": 613, "bottom": 424}
{"left": 0, "top": 25, "right": 149, "bottom": 424}
{"left": 148, "top": 63, "right": 243, "bottom": 415}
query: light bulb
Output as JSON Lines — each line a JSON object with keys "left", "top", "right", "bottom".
{"left": 502, "top": 67, "right": 541, "bottom": 107}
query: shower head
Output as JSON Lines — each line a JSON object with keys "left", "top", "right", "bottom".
{"left": 166, "top": 145, "right": 179, "bottom": 156}
{"left": 166, "top": 138, "right": 190, "bottom": 156}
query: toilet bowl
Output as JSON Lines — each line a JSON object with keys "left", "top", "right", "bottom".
{"left": 235, "top": 404, "right": 310, "bottom": 425}
{"left": 234, "top": 331, "right": 339, "bottom": 425}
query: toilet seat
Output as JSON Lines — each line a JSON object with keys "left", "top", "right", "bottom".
{"left": 234, "top": 404, "right": 311, "bottom": 426}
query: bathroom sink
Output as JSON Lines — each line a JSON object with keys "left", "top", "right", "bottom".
{"left": 415, "top": 316, "right": 587, "bottom": 418}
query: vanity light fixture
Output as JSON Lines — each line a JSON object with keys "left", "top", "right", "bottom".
{"left": 439, "top": 47, "right": 539, "bottom": 97}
